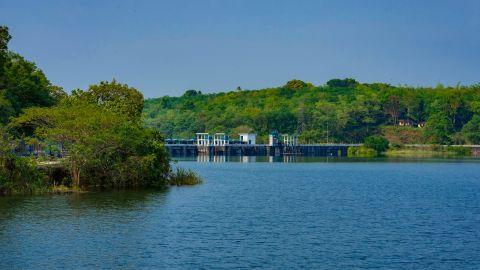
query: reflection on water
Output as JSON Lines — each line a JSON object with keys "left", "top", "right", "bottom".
{"left": 179, "top": 155, "right": 480, "bottom": 163}
{"left": 193, "top": 155, "right": 334, "bottom": 163}
{"left": 0, "top": 189, "right": 170, "bottom": 269}
{"left": 66, "top": 188, "right": 169, "bottom": 211}
{"left": 2, "top": 161, "right": 480, "bottom": 269}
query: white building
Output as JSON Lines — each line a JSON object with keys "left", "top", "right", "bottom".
{"left": 239, "top": 133, "right": 256, "bottom": 145}
{"left": 196, "top": 133, "right": 212, "bottom": 146}
{"left": 281, "top": 134, "right": 298, "bottom": 146}
{"left": 213, "top": 133, "right": 229, "bottom": 146}
{"left": 269, "top": 132, "right": 280, "bottom": 146}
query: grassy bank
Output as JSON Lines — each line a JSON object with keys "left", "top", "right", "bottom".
{"left": 1, "top": 156, "right": 203, "bottom": 196}
{"left": 347, "top": 144, "right": 474, "bottom": 158}
{"left": 386, "top": 145, "right": 472, "bottom": 158}
{"left": 169, "top": 167, "right": 203, "bottom": 186}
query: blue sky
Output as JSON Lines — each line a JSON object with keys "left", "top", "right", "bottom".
{"left": 1, "top": 0, "right": 479, "bottom": 97}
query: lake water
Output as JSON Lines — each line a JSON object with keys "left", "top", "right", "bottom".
{"left": 1, "top": 159, "right": 480, "bottom": 269}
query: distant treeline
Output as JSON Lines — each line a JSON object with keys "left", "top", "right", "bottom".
{"left": 144, "top": 79, "right": 480, "bottom": 145}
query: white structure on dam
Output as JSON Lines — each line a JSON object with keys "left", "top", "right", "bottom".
{"left": 239, "top": 133, "right": 256, "bottom": 145}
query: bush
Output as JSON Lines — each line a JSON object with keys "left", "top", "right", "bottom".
{"left": 326, "top": 78, "right": 358, "bottom": 88}
{"left": 0, "top": 154, "right": 46, "bottom": 195}
{"left": 364, "top": 136, "right": 390, "bottom": 153}
{"left": 347, "top": 146, "right": 378, "bottom": 157}
{"left": 461, "top": 115, "right": 480, "bottom": 144}
{"left": 445, "top": 146, "right": 471, "bottom": 156}
{"left": 284, "top": 79, "right": 309, "bottom": 89}
{"left": 169, "top": 167, "right": 203, "bottom": 186}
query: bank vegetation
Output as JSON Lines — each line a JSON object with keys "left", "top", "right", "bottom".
{"left": 0, "top": 26, "right": 200, "bottom": 195}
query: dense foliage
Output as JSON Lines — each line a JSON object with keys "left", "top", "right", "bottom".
{"left": 0, "top": 28, "right": 62, "bottom": 123}
{"left": 169, "top": 167, "right": 203, "bottom": 186}
{"left": 0, "top": 127, "right": 45, "bottom": 195}
{"left": 364, "top": 136, "right": 390, "bottom": 153}
{"left": 1, "top": 26, "right": 182, "bottom": 194}
{"left": 72, "top": 80, "right": 144, "bottom": 120}
{"left": 144, "top": 79, "right": 480, "bottom": 145}
{"left": 9, "top": 82, "right": 171, "bottom": 189}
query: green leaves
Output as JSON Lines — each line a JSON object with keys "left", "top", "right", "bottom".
{"left": 364, "top": 136, "right": 390, "bottom": 153}
{"left": 3, "top": 53, "right": 57, "bottom": 112}
{"left": 73, "top": 80, "right": 144, "bottom": 121}
{"left": 0, "top": 26, "right": 10, "bottom": 52}
{"left": 326, "top": 78, "right": 358, "bottom": 88}
{"left": 424, "top": 113, "right": 454, "bottom": 144}
{"left": 10, "top": 88, "right": 170, "bottom": 188}
{"left": 144, "top": 79, "right": 480, "bottom": 145}
{"left": 283, "top": 79, "right": 312, "bottom": 90}
{"left": 1, "top": 28, "right": 174, "bottom": 193}
{"left": 461, "top": 115, "right": 480, "bottom": 144}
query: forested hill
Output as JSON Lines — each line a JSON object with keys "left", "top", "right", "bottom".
{"left": 143, "top": 79, "right": 480, "bottom": 145}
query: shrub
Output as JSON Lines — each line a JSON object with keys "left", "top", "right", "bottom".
{"left": 461, "top": 115, "right": 480, "bottom": 144}
{"left": 169, "top": 168, "right": 203, "bottom": 186}
{"left": 0, "top": 154, "right": 46, "bottom": 195}
{"left": 445, "top": 146, "right": 471, "bottom": 156}
{"left": 326, "top": 78, "right": 358, "bottom": 88}
{"left": 364, "top": 136, "right": 390, "bottom": 153}
{"left": 284, "top": 79, "right": 309, "bottom": 89}
{"left": 347, "top": 146, "right": 378, "bottom": 157}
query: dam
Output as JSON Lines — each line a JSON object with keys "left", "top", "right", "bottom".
{"left": 165, "top": 132, "right": 360, "bottom": 157}
{"left": 165, "top": 143, "right": 360, "bottom": 157}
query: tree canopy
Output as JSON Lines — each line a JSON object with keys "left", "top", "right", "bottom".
{"left": 144, "top": 80, "right": 480, "bottom": 145}
{"left": 0, "top": 26, "right": 12, "bottom": 85}
{"left": 10, "top": 85, "right": 169, "bottom": 189}
{"left": 364, "top": 135, "right": 389, "bottom": 153}
{"left": 0, "top": 26, "right": 63, "bottom": 123}
{"left": 283, "top": 79, "right": 312, "bottom": 89}
{"left": 326, "top": 78, "right": 359, "bottom": 88}
{"left": 0, "top": 25, "right": 197, "bottom": 195}
{"left": 72, "top": 80, "right": 144, "bottom": 120}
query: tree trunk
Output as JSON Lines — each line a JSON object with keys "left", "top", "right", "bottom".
{"left": 71, "top": 160, "right": 81, "bottom": 188}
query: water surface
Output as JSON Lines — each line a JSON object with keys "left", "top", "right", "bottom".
{"left": 1, "top": 160, "right": 480, "bottom": 269}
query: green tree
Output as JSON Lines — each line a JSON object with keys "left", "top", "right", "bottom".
{"left": 142, "top": 78, "right": 480, "bottom": 145}
{"left": 1, "top": 126, "right": 45, "bottom": 195}
{"left": 0, "top": 26, "right": 62, "bottom": 123}
{"left": 326, "top": 78, "right": 358, "bottom": 88}
{"left": 384, "top": 95, "right": 401, "bottom": 125}
{"left": 364, "top": 135, "right": 389, "bottom": 153}
{"left": 284, "top": 79, "right": 310, "bottom": 89}
{"left": 232, "top": 125, "right": 253, "bottom": 136}
{"left": 2, "top": 53, "right": 57, "bottom": 115}
{"left": 461, "top": 115, "right": 480, "bottom": 144}
{"left": 312, "top": 100, "right": 337, "bottom": 143}
{"left": 0, "top": 25, "right": 12, "bottom": 87}
{"left": 73, "top": 80, "right": 144, "bottom": 120}
{"left": 424, "top": 113, "right": 453, "bottom": 144}
{"left": 0, "top": 92, "right": 14, "bottom": 123}
{"left": 10, "top": 98, "right": 170, "bottom": 189}
{"left": 183, "top": 89, "right": 202, "bottom": 97}
{"left": 0, "top": 26, "right": 9, "bottom": 54}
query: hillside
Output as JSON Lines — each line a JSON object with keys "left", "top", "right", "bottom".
{"left": 143, "top": 79, "right": 480, "bottom": 145}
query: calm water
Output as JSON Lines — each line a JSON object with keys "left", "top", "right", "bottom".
{"left": 1, "top": 159, "right": 480, "bottom": 269}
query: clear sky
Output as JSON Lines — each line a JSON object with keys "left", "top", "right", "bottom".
{"left": 1, "top": 0, "right": 479, "bottom": 97}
